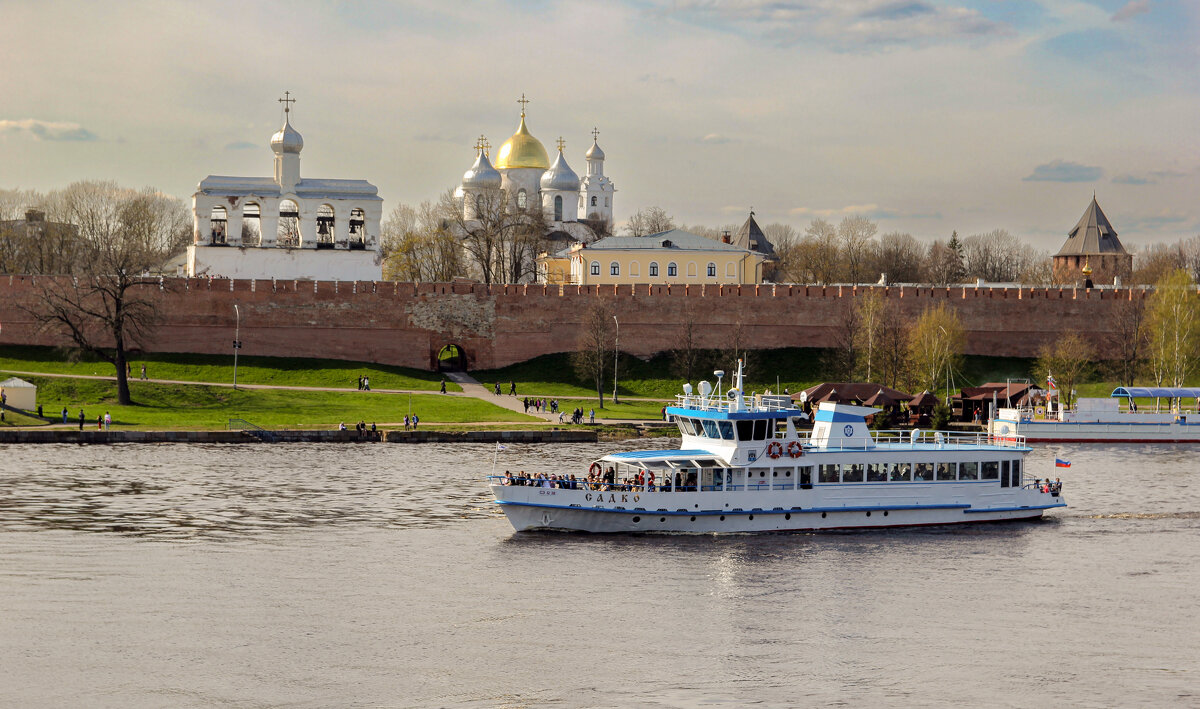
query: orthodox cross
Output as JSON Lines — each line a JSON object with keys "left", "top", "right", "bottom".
{"left": 591, "top": 127, "right": 600, "bottom": 141}
{"left": 517, "top": 93, "right": 530, "bottom": 116}
{"left": 278, "top": 91, "right": 296, "bottom": 114}
{"left": 750, "top": 206, "right": 755, "bottom": 217}
{"left": 556, "top": 136, "right": 566, "bottom": 152}
{"left": 475, "top": 134, "right": 488, "bottom": 152}
{"left": 483, "top": 138, "right": 492, "bottom": 155}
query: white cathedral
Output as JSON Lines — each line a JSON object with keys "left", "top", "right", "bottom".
{"left": 453, "top": 97, "right": 615, "bottom": 243}
{"left": 188, "top": 93, "right": 384, "bottom": 281}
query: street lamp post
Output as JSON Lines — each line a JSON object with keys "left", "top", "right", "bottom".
{"left": 233, "top": 304, "right": 242, "bottom": 389}
{"left": 612, "top": 315, "right": 619, "bottom": 405}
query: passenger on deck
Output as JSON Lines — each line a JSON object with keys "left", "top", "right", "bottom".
{"left": 502, "top": 471, "right": 513, "bottom": 486}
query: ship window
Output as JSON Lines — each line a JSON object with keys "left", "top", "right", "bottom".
{"left": 866, "top": 463, "right": 887, "bottom": 482}
{"left": 890, "top": 462, "right": 912, "bottom": 481}
{"left": 736, "top": 420, "right": 753, "bottom": 440}
{"left": 843, "top": 464, "right": 864, "bottom": 483}
{"left": 753, "top": 419, "right": 767, "bottom": 440}
{"left": 981, "top": 461, "right": 999, "bottom": 480}
{"left": 914, "top": 463, "right": 934, "bottom": 481}
{"left": 819, "top": 464, "right": 840, "bottom": 483}
{"left": 678, "top": 418, "right": 695, "bottom": 436}
{"left": 1001, "top": 460, "right": 1011, "bottom": 487}
{"left": 702, "top": 420, "right": 720, "bottom": 438}
{"left": 1012, "top": 460, "right": 1021, "bottom": 486}
{"left": 691, "top": 419, "right": 704, "bottom": 436}
{"left": 937, "top": 462, "right": 957, "bottom": 480}
{"left": 767, "top": 419, "right": 776, "bottom": 438}
{"left": 718, "top": 421, "right": 734, "bottom": 440}
{"left": 960, "top": 461, "right": 979, "bottom": 480}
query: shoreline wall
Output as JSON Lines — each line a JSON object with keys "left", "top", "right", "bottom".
{"left": 0, "top": 276, "right": 1160, "bottom": 370}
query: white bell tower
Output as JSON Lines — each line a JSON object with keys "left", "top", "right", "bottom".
{"left": 579, "top": 127, "right": 615, "bottom": 229}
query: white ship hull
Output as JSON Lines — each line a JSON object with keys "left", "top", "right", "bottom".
{"left": 492, "top": 484, "right": 1063, "bottom": 533}
{"left": 991, "top": 419, "right": 1200, "bottom": 443}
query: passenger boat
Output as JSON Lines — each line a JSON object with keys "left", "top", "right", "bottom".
{"left": 488, "top": 362, "right": 1065, "bottom": 533}
{"left": 990, "top": 387, "right": 1200, "bottom": 443}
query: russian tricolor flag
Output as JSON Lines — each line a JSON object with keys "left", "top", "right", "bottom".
{"left": 1055, "top": 458, "right": 1071, "bottom": 468}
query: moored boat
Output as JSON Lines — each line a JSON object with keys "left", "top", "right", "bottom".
{"left": 488, "top": 362, "right": 1065, "bottom": 533}
{"left": 990, "top": 387, "right": 1200, "bottom": 443}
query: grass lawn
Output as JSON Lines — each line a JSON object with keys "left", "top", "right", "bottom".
{"left": 0, "top": 345, "right": 461, "bottom": 392}
{"left": 22, "top": 376, "right": 535, "bottom": 429}
{"left": 0, "top": 408, "right": 46, "bottom": 427}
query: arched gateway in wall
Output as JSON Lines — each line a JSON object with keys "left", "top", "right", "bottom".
{"left": 436, "top": 344, "right": 468, "bottom": 371}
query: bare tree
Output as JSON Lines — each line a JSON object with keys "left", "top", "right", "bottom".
{"left": 381, "top": 200, "right": 462, "bottom": 282}
{"left": 25, "top": 181, "right": 187, "bottom": 405}
{"left": 925, "top": 232, "right": 965, "bottom": 286}
{"left": 670, "top": 303, "right": 706, "bottom": 382}
{"left": 571, "top": 298, "right": 614, "bottom": 407}
{"left": 826, "top": 299, "right": 861, "bottom": 381}
{"left": 872, "top": 232, "right": 925, "bottom": 284}
{"left": 838, "top": 215, "right": 878, "bottom": 284}
{"left": 441, "top": 187, "right": 547, "bottom": 284}
{"left": 1105, "top": 297, "right": 1147, "bottom": 387}
{"left": 855, "top": 289, "right": 887, "bottom": 381}
{"left": 798, "top": 218, "right": 841, "bottom": 284}
{"left": 876, "top": 300, "right": 911, "bottom": 390}
{"left": 624, "top": 206, "right": 675, "bottom": 237}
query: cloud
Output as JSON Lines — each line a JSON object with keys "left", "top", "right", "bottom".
{"left": 1023, "top": 160, "right": 1103, "bottom": 183}
{"left": 225, "top": 140, "right": 258, "bottom": 150}
{"left": 1111, "top": 0, "right": 1151, "bottom": 22}
{"left": 698, "top": 133, "right": 733, "bottom": 144}
{"left": 1112, "top": 174, "right": 1152, "bottom": 185}
{"left": 0, "top": 119, "right": 98, "bottom": 141}
{"left": 660, "top": 0, "right": 1009, "bottom": 48}
{"left": 789, "top": 203, "right": 881, "bottom": 218}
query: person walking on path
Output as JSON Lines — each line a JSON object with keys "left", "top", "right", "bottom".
{"left": 509, "top": 381, "right": 516, "bottom": 396}
{"left": 494, "top": 382, "right": 501, "bottom": 396}
{"left": 589, "top": 408, "right": 595, "bottom": 424}
{"left": 363, "top": 376, "right": 370, "bottom": 391}
{"left": 412, "top": 414, "right": 419, "bottom": 429}
{"left": 440, "top": 378, "right": 447, "bottom": 394}
{"left": 103, "top": 412, "right": 111, "bottom": 430}
{"left": 61, "top": 407, "right": 68, "bottom": 424}
{"left": 78, "top": 409, "right": 84, "bottom": 431}
{"left": 140, "top": 364, "right": 147, "bottom": 380}
{"left": 357, "top": 376, "right": 363, "bottom": 390}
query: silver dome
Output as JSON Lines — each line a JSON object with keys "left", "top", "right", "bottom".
{"left": 585, "top": 139, "right": 605, "bottom": 160}
{"left": 270, "top": 115, "right": 304, "bottom": 155}
{"left": 540, "top": 150, "right": 580, "bottom": 192}
{"left": 462, "top": 150, "right": 502, "bottom": 189}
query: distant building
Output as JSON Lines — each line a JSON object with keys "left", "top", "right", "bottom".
{"left": 189, "top": 93, "right": 383, "bottom": 281}
{"left": 1052, "top": 195, "right": 1132, "bottom": 286}
{"left": 454, "top": 97, "right": 615, "bottom": 242}
{"left": 0, "top": 209, "right": 78, "bottom": 273}
{"left": 539, "top": 229, "right": 769, "bottom": 286}
{"left": 729, "top": 211, "right": 779, "bottom": 282}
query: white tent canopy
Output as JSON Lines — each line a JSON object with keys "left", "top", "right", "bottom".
{"left": 0, "top": 377, "right": 37, "bottom": 410}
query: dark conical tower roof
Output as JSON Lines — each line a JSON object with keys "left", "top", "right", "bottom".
{"left": 1056, "top": 196, "right": 1126, "bottom": 256}
{"left": 732, "top": 211, "right": 777, "bottom": 258}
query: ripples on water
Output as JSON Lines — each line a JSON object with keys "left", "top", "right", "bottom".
{"left": 1, "top": 441, "right": 1198, "bottom": 707}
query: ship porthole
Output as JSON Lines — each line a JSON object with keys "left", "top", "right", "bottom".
{"left": 785, "top": 513, "right": 791, "bottom": 520}
{"left": 632, "top": 516, "right": 640, "bottom": 523}
{"left": 720, "top": 515, "right": 726, "bottom": 521}
{"left": 821, "top": 512, "right": 827, "bottom": 518}
{"left": 660, "top": 517, "right": 666, "bottom": 522}
{"left": 866, "top": 511, "right": 871, "bottom": 517}
{"left": 690, "top": 516, "right": 696, "bottom": 521}
{"left": 749, "top": 514, "right": 754, "bottom": 520}
{"left": 883, "top": 510, "right": 889, "bottom": 516}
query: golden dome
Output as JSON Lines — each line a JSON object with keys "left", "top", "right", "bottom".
{"left": 1081, "top": 258, "right": 1093, "bottom": 276}
{"left": 494, "top": 115, "right": 549, "bottom": 170}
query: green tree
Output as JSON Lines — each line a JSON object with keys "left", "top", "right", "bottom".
{"left": 1145, "top": 268, "right": 1200, "bottom": 388}
{"left": 906, "top": 302, "right": 965, "bottom": 395}
{"left": 1032, "top": 332, "right": 1095, "bottom": 410}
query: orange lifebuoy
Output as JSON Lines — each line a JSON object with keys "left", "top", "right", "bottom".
{"left": 787, "top": 441, "right": 803, "bottom": 458}
{"left": 589, "top": 462, "right": 602, "bottom": 476}
{"left": 766, "top": 441, "right": 783, "bottom": 459}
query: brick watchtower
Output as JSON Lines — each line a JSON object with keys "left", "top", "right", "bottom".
{"left": 1052, "top": 195, "right": 1132, "bottom": 286}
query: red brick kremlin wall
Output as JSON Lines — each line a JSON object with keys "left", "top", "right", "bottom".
{"left": 0, "top": 276, "right": 1158, "bottom": 371}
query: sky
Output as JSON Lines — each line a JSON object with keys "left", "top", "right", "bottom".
{"left": 1, "top": 0, "right": 1197, "bottom": 251}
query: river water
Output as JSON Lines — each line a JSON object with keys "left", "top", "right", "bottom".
{"left": 0, "top": 441, "right": 1197, "bottom": 707}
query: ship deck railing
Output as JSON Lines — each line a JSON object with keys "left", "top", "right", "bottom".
{"left": 673, "top": 394, "right": 798, "bottom": 413}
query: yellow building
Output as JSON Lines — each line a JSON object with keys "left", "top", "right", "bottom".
{"left": 538, "top": 229, "right": 769, "bottom": 285}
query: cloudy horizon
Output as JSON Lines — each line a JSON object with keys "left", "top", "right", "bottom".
{"left": 1, "top": 0, "right": 1196, "bottom": 251}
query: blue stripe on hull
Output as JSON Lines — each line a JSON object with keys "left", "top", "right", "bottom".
{"left": 495, "top": 500, "right": 973, "bottom": 515}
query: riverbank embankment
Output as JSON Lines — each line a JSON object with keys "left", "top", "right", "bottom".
{"left": 0, "top": 428, "right": 600, "bottom": 445}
